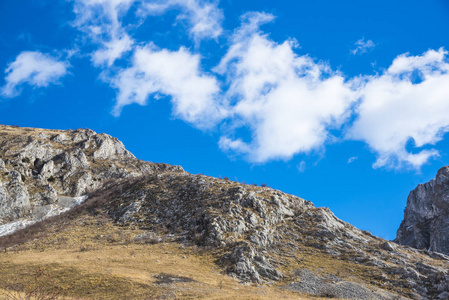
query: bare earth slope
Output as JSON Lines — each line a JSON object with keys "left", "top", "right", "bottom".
{"left": 0, "top": 125, "right": 448, "bottom": 299}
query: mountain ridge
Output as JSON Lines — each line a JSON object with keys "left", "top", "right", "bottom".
{"left": 0, "top": 124, "right": 448, "bottom": 299}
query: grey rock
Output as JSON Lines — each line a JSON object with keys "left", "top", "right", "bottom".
{"left": 396, "top": 166, "right": 449, "bottom": 255}
{"left": 380, "top": 241, "right": 396, "bottom": 252}
{"left": 0, "top": 125, "right": 184, "bottom": 230}
{"left": 285, "top": 269, "right": 404, "bottom": 299}
{"left": 438, "top": 291, "right": 449, "bottom": 299}
{"left": 51, "top": 133, "right": 68, "bottom": 143}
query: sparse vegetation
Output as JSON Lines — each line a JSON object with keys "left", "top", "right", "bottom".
{"left": 0, "top": 124, "right": 448, "bottom": 300}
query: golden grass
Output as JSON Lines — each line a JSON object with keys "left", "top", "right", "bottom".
{"left": 0, "top": 214, "right": 321, "bottom": 300}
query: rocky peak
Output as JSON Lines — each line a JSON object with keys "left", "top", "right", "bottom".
{"left": 395, "top": 166, "right": 449, "bottom": 254}
{"left": 0, "top": 125, "right": 183, "bottom": 231}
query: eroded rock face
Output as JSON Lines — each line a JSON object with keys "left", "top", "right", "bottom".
{"left": 395, "top": 166, "right": 449, "bottom": 255}
{"left": 101, "top": 172, "right": 449, "bottom": 299}
{"left": 0, "top": 125, "right": 184, "bottom": 227}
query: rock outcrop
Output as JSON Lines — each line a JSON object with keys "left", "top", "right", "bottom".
{"left": 0, "top": 125, "right": 183, "bottom": 234}
{"left": 101, "top": 172, "right": 449, "bottom": 299}
{"left": 396, "top": 166, "right": 449, "bottom": 255}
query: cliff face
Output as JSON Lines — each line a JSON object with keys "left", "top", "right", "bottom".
{"left": 0, "top": 125, "right": 183, "bottom": 234}
{"left": 395, "top": 166, "right": 449, "bottom": 255}
{"left": 0, "top": 125, "right": 449, "bottom": 300}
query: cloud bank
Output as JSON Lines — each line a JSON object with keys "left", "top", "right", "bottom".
{"left": 3, "top": 2, "right": 449, "bottom": 171}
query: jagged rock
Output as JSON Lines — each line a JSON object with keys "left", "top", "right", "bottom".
{"left": 396, "top": 166, "right": 449, "bottom": 255}
{"left": 438, "top": 291, "right": 449, "bottom": 299}
{"left": 380, "top": 241, "right": 396, "bottom": 252}
{"left": 0, "top": 125, "right": 184, "bottom": 231}
{"left": 92, "top": 133, "right": 134, "bottom": 160}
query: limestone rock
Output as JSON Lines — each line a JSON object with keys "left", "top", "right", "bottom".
{"left": 395, "top": 166, "right": 449, "bottom": 255}
{"left": 0, "top": 125, "right": 184, "bottom": 229}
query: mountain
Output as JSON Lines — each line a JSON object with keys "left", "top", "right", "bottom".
{"left": 396, "top": 166, "right": 449, "bottom": 256}
{"left": 0, "top": 125, "right": 448, "bottom": 299}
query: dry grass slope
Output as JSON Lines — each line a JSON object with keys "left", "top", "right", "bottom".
{"left": 0, "top": 213, "right": 319, "bottom": 299}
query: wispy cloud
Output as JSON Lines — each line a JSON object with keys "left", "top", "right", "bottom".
{"left": 347, "top": 156, "right": 358, "bottom": 164}
{"left": 1, "top": 51, "right": 69, "bottom": 98}
{"left": 71, "top": 0, "right": 135, "bottom": 67}
{"left": 297, "top": 160, "right": 306, "bottom": 172}
{"left": 347, "top": 48, "right": 449, "bottom": 169}
{"left": 351, "top": 38, "right": 375, "bottom": 55}
{"left": 71, "top": 0, "right": 224, "bottom": 67}
{"left": 138, "top": 0, "right": 224, "bottom": 43}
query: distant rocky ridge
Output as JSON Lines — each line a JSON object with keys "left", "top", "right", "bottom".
{"left": 0, "top": 125, "right": 449, "bottom": 299}
{"left": 396, "top": 166, "right": 449, "bottom": 255}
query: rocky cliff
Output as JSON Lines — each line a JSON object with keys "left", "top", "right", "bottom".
{"left": 0, "top": 125, "right": 449, "bottom": 300}
{"left": 396, "top": 166, "right": 449, "bottom": 256}
{"left": 0, "top": 125, "right": 183, "bottom": 235}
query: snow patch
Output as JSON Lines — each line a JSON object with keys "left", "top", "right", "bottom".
{"left": 0, "top": 219, "right": 34, "bottom": 237}
{"left": 0, "top": 195, "right": 88, "bottom": 237}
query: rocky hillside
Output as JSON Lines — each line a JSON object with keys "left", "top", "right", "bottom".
{"left": 0, "top": 125, "right": 448, "bottom": 299}
{"left": 0, "top": 125, "right": 183, "bottom": 235}
{"left": 396, "top": 166, "right": 449, "bottom": 255}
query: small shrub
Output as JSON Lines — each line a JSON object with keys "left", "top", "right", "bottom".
{"left": 292, "top": 269, "right": 302, "bottom": 278}
{"left": 192, "top": 232, "right": 204, "bottom": 244}
{"left": 79, "top": 245, "right": 90, "bottom": 252}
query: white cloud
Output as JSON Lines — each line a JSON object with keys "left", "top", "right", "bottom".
{"left": 72, "top": 0, "right": 135, "bottom": 66}
{"left": 297, "top": 160, "right": 306, "bottom": 172}
{"left": 351, "top": 38, "right": 375, "bottom": 55}
{"left": 1, "top": 51, "right": 69, "bottom": 97}
{"left": 347, "top": 156, "right": 358, "bottom": 164}
{"left": 216, "top": 12, "right": 357, "bottom": 162}
{"left": 347, "top": 48, "right": 449, "bottom": 169}
{"left": 110, "top": 44, "right": 224, "bottom": 128}
{"left": 69, "top": 0, "right": 225, "bottom": 127}
{"left": 139, "top": 0, "right": 223, "bottom": 42}
{"left": 92, "top": 34, "right": 134, "bottom": 67}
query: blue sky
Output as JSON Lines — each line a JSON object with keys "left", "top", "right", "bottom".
{"left": 1, "top": 0, "right": 449, "bottom": 239}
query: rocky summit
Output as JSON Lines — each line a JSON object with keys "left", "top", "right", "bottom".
{"left": 396, "top": 166, "right": 449, "bottom": 256}
{"left": 0, "top": 125, "right": 449, "bottom": 300}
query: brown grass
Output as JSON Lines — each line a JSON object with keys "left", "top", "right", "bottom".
{"left": 0, "top": 213, "right": 318, "bottom": 300}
